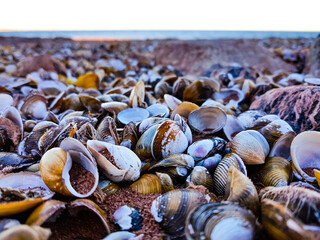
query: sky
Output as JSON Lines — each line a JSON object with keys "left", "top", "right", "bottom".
{"left": 0, "top": 0, "right": 319, "bottom": 31}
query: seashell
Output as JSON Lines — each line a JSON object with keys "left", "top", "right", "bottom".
{"left": 163, "top": 94, "right": 182, "bottom": 111}
{"left": 0, "top": 225, "right": 51, "bottom": 240}
{"left": 151, "top": 189, "right": 210, "bottom": 238}
{"left": 315, "top": 169, "right": 320, "bottom": 188}
{"left": 147, "top": 103, "right": 169, "bottom": 118}
{"left": 40, "top": 137, "right": 99, "bottom": 197}
{"left": 213, "top": 88, "right": 244, "bottom": 109}
{"left": 0, "top": 219, "right": 21, "bottom": 233}
{"left": 187, "top": 137, "right": 226, "bottom": 161}
{"left": 38, "top": 80, "right": 66, "bottom": 96}
{"left": 66, "top": 72, "right": 99, "bottom": 89}
{"left": 155, "top": 172, "right": 174, "bottom": 193}
{"left": 290, "top": 131, "right": 320, "bottom": 182}
{"left": 183, "top": 78, "right": 220, "bottom": 104}
{"left": 59, "top": 115, "right": 97, "bottom": 127}
{"left": 237, "top": 110, "right": 266, "bottom": 129}
{"left": 0, "top": 152, "right": 35, "bottom": 172}
{"left": 188, "top": 107, "right": 227, "bottom": 134}
{"left": 201, "top": 98, "right": 234, "bottom": 115}
{"left": 241, "top": 79, "right": 256, "bottom": 100}
{"left": 3, "top": 107, "right": 23, "bottom": 141}
{"left": 213, "top": 153, "right": 247, "bottom": 196}
{"left": 61, "top": 93, "right": 83, "bottom": 111}
{"left": 0, "top": 173, "right": 54, "bottom": 217}
{"left": 261, "top": 199, "right": 319, "bottom": 240}
{"left": 99, "top": 180, "right": 120, "bottom": 194}
{"left": 173, "top": 114, "right": 193, "bottom": 144}
{"left": 259, "top": 119, "right": 293, "bottom": 145}
{"left": 23, "top": 120, "right": 37, "bottom": 132}
{"left": 190, "top": 166, "right": 214, "bottom": 191}
{"left": 38, "top": 123, "right": 74, "bottom": 154}
{"left": 269, "top": 131, "right": 296, "bottom": 161}
{"left": 230, "top": 130, "right": 269, "bottom": 165}
{"left": 222, "top": 114, "right": 245, "bottom": 141}
{"left": 18, "top": 121, "right": 57, "bottom": 157}
{"left": 185, "top": 202, "right": 256, "bottom": 240}
{"left": 260, "top": 186, "right": 320, "bottom": 225}
{"left": 87, "top": 140, "right": 141, "bottom": 182}
{"left": 128, "top": 80, "right": 145, "bottom": 108}
{"left": 196, "top": 154, "right": 222, "bottom": 175}
{"left": 120, "top": 122, "right": 138, "bottom": 150}
{"left": 117, "top": 108, "right": 149, "bottom": 125}
{"left": 148, "top": 154, "right": 194, "bottom": 181}
{"left": 130, "top": 174, "right": 163, "bottom": 194}
{"left": 136, "top": 120, "right": 189, "bottom": 160}
{"left": 0, "top": 117, "right": 21, "bottom": 152}
{"left": 145, "top": 91, "right": 157, "bottom": 106}
{"left": 74, "top": 122, "right": 101, "bottom": 145}
{"left": 113, "top": 205, "right": 142, "bottom": 231}
{"left": 26, "top": 199, "right": 110, "bottom": 239}
{"left": 101, "top": 102, "right": 128, "bottom": 116}
{"left": 20, "top": 93, "right": 48, "bottom": 120}
{"left": 154, "top": 80, "right": 172, "bottom": 98}
{"left": 225, "top": 165, "right": 259, "bottom": 215}
{"left": 42, "top": 111, "right": 59, "bottom": 124}
{"left": 171, "top": 101, "right": 199, "bottom": 120}
{"left": 79, "top": 94, "right": 101, "bottom": 112}
{"left": 97, "top": 116, "right": 120, "bottom": 145}
{"left": 138, "top": 117, "right": 167, "bottom": 134}
{"left": 102, "top": 231, "right": 135, "bottom": 240}
{"left": 257, "top": 157, "right": 292, "bottom": 187}
{"left": 0, "top": 94, "right": 14, "bottom": 112}
{"left": 172, "top": 77, "right": 191, "bottom": 99}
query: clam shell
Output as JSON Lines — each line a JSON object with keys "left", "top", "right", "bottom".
{"left": 164, "top": 94, "right": 182, "bottom": 111}
{"left": 188, "top": 107, "right": 227, "bottom": 134}
{"left": 291, "top": 131, "right": 320, "bottom": 182}
{"left": 269, "top": 131, "right": 296, "bottom": 161}
{"left": 97, "top": 116, "right": 120, "bottom": 144}
{"left": 0, "top": 173, "right": 54, "bottom": 217}
{"left": 185, "top": 202, "right": 256, "bottom": 240}
{"left": 261, "top": 199, "right": 317, "bottom": 240}
{"left": 259, "top": 119, "right": 293, "bottom": 145}
{"left": 128, "top": 80, "right": 145, "bottom": 108}
{"left": 0, "top": 225, "right": 51, "bottom": 240}
{"left": 190, "top": 166, "right": 214, "bottom": 191}
{"left": 225, "top": 165, "right": 259, "bottom": 215}
{"left": 0, "top": 94, "right": 14, "bottom": 112}
{"left": 171, "top": 101, "right": 199, "bottom": 120}
{"left": 151, "top": 120, "right": 189, "bottom": 160}
{"left": 99, "top": 180, "right": 120, "bottom": 194}
{"left": 213, "top": 153, "right": 247, "bottom": 196}
{"left": 147, "top": 103, "right": 169, "bottom": 118}
{"left": 258, "top": 157, "right": 292, "bottom": 187}
{"left": 20, "top": 93, "right": 48, "bottom": 120}
{"left": 260, "top": 186, "right": 320, "bottom": 225}
{"left": 87, "top": 140, "right": 141, "bottom": 182}
{"left": 117, "top": 108, "right": 149, "bottom": 125}
{"left": 230, "top": 130, "right": 269, "bottom": 165}
{"left": 151, "top": 189, "right": 210, "bottom": 238}
{"left": 222, "top": 114, "right": 245, "bottom": 141}
{"left": 130, "top": 174, "right": 162, "bottom": 194}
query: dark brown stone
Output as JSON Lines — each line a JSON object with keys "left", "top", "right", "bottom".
{"left": 250, "top": 86, "right": 320, "bottom": 133}
{"left": 15, "top": 54, "right": 66, "bottom": 77}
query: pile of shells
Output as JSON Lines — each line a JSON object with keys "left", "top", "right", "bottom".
{"left": 0, "top": 39, "right": 319, "bottom": 240}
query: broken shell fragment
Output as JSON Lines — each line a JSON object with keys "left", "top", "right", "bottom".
{"left": 87, "top": 140, "right": 141, "bottom": 182}
{"left": 0, "top": 173, "right": 54, "bottom": 217}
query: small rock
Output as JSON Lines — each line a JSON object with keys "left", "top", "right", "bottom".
{"left": 15, "top": 54, "right": 66, "bottom": 77}
{"left": 250, "top": 86, "right": 320, "bottom": 132}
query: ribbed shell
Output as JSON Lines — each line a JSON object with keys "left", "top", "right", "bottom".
{"left": 213, "top": 153, "right": 246, "bottom": 196}
{"left": 130, "top": 174, "right": 162, "bottom": 194}
{"left": 258, "top": 157, "right": 292, "bottom": 187}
